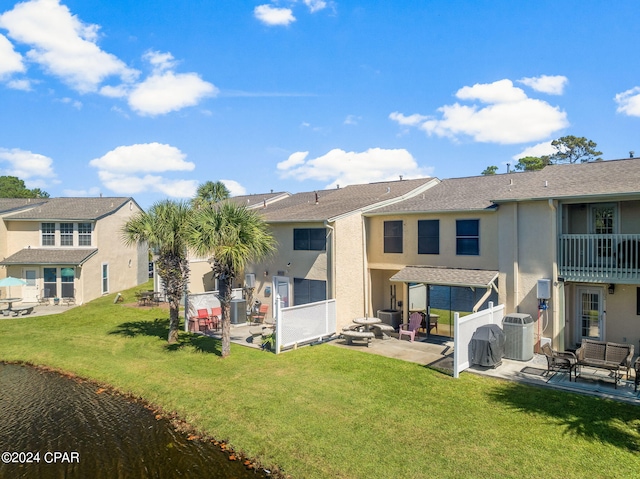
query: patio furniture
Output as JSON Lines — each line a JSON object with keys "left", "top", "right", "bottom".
{"left": 10, "top": 305, "right": 34, "bottom": 316}
{"left": 398, "top": 312, "right": 422, "bottom": 342}
{"left": 424, "top": 313, "right": 439, "bottom": 336}
{"left": 251, "top": 304, "right": 268, "bottom": 323}
{"left": 353, "top": 317, "right": 381, "bottom": 332}
{"left": 541, "top": 343, "right": 577, "bottom": 381}
{"left": 209, "top": 307, "right": 221, "bottom": 330}
{"left": 341, "top": 329, "right": 375, "bottom": 347}
{"left": 575, "top": 339, "right": 634, "bottom": 389}
{"left": 371, "top": 322, "right": 395, "bottom": 340}
{"left": 196, "top": 308, "right": 213, "bottom": 333}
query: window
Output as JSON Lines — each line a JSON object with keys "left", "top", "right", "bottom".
{"left": 293, "top": 278, "right": 327, "bottom": 305}
{"left": 418, "top": 220, "right": 439, "bottom": 254}
{"left": 102, "top": 263, "right": 109, "bottom": 294}
{"left": 384, "top": 220, "right": 403, "bottom": 253}
{"left": 25, "top": 270, "right": 36, "bottom": 287}
{"left": 60, "top": 223, "right": 74, "bottom": 246}
{"left": 43, "top": 267, "right": 57, "bottom": 297}
{"left": 42, "top": 223, "right": 55, "bottom": 246}
{"left": 78, "top": 223, "right": 92, "bottom": 246}
{"left": 61, "top": 267, "right": 74, "bottom": 298}
{"left": 293, "top": 228, "right": 326, "bottom": 251}
{"left": 456, "top": 219, "right": 479, "bottom": 255}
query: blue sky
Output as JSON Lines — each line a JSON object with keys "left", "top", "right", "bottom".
{"left": 1, "top": 0, "right": 639, "bottom": 208}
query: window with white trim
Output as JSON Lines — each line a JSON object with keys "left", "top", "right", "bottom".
{"left": 60, "top": 222, "right": 74, "bottom": 246}
{"left": 78, "top": 222, "right": 92, "bottom": 246}
{"left": 102, "top": 263, "right": 109, "bottom": 294}
{"left": 42, "top": 223, "right": 55, "bottom": 246}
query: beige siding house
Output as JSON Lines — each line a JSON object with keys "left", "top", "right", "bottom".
{"left": 365, "top": 159, "right": 640, "bottom": 351}
{"left": 188, "top": 180, "right": 437, "bottom": 328}
{"left": 0, "top": 197, "right": 148, "bottom": 305}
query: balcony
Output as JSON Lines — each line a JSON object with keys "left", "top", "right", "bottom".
{"left": 558, "top": 234, "right": 640, "bottom": 283}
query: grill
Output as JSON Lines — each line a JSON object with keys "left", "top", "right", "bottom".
{"left": 470, "top": 324, "right": 505, "bottom": 368}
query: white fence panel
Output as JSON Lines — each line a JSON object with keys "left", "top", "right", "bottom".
{"left": 453, "top": 302, "right": 505, "bottom": 378}
{"left": 185, "top": 288, "right": 243, "bottom": 330}
{"left": 275, "top": 297, "right": 336, "bottom": 353}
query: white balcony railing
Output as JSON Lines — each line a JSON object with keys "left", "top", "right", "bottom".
{"left": 558, "top": 234, "right": 640, "bottom": 283}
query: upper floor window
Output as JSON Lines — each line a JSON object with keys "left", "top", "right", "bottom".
{"left": 60, "top": 223, "right": 74, "bottom": 246}
{"left": 42, "top": 223, "right": 55, "bottom": 246}
{"left": 78, "top": 222, "right": 92, "bottom": 246}
{"left": 418, "top": 220, "right": 439, "bottom": 255}
{"left": 456, "top": 219, "right": 479, "bottom": 256}
{"left": 384, "top": 220, "right": 403, "bottom": 253}
{"left": 294, "top": 228, "right": 326, "bottom": 251}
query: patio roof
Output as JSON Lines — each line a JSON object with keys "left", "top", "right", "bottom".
{"left": 0, "top": 248, "right": 98, "bottom": 266}
{"left": 390, "top": 266, "right": 499, "bottom": 288}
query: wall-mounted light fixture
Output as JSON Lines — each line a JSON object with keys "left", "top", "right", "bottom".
{"left": 608, "top": 284, "right": 615, "bottom": 295}
{"left": 264, "top": 270, "right": 268, "bottom": 277}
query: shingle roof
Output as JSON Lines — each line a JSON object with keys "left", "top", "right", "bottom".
{"left": 390, "top": 266, "right": 499, "bottom": 287}
{"left": 367, "top": 158, "right": 640, "bottom": 214}
{"left": 0, "top": 198, "right": 48, "bottom": 214}
{"left": 491, "top": 158, "right": 640, "bottom": 201}
{"left": 4, "top": 197, "right": 134, "bottom": 220}
{"left": 0, "top": 248, "right": 98, "bottom": 265}
{"left": 255, "top": 178, "right": 435, "bottom": 222}
{"left": 227, "top": 192, "right": 290, "bottom": 209}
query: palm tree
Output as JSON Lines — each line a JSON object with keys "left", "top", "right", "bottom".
{"left": 189, "top": 202, "right": 276, "bottom": 357}
{"left": 122, "top": 200, "right": 192, "bottom": 344}
{"left": 191, "top": 181, "right": 230, "bottom": 209}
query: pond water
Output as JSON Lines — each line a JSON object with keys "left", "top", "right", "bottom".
{"left": 0, "top": 363, "right": 267, "bottom": 479}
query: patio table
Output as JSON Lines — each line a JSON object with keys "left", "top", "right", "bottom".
{"left": 353, "top": 317, "right": 381, "bottom": 332}
{"left": 0, "top": 297, "right": 22, "bottom": 310}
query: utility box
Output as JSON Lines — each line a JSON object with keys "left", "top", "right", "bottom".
{"left": 502, "top": 313, "right": 534, "bottom": 361}
{"left": 230, "top": 299, "right": 247, "bottom": 324}
{"left": 537, "top": 279, "right": 551, "bottom": 300}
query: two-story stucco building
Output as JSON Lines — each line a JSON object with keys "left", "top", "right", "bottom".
{"left": 0, "top": 197, "right": 148, "bottom": 305}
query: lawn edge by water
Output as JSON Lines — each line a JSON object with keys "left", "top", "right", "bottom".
{"left": 1, "top": 286, "right": 639, "bottom": 479}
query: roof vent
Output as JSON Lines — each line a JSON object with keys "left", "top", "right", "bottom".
{"left": 544, "top": 180, "right": 548, "bottom": 187}
{"left": 509, "top": 178, "right": 513, "bottom": 186}
{"left": 315, "top": 192, "right": 319, "bottom": 204}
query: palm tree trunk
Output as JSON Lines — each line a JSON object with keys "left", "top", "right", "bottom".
{"left": 168, "top": 298, "right": 181, "bottom": 344}
{"left": 220, "top": 278, "right": 232, "bottom": 358}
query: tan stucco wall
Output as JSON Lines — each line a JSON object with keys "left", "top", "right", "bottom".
{"left": 82, "top": 200, "right": 148, "bottom": 302}
{"left": 366, "top": 212, "right": 499, "bottom": 270}
{"left": 188, "top": 260, "right": 216, "bottom": 293}
{"left": 1, "top": 200, "right": 147, "bottom": 304}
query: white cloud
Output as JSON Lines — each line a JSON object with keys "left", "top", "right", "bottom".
{"left": 513, "top": 141, "right": 556, "bottom": 160}
{"left": 89, "top": 143, "right": 195, "bottom": 174}
{"left": 277, "top": 147, "right": 431, "bottom": 188}
{"left": 615, "top": 87, "right": 640, "bottom": 117}
{"left": 518, "top": 75, "right": 568, "bottom": 95}
{"left": 254, "top": 4, "right": 296, "bottom": 26}
{"left": 0, "top": 33, "right": 24, "bottom": 77}
{"left": 62, "top": 186, "right": 101, "bottom": 197}
{"left": 221, "top": 179, "right": 247, "bottom": 196}
{"left": 344, "top": 114, "right": 361, "bottom": 125}
{"left": 304, "top": 0, "right": 328, "bottom": 13}
{"left": 388, "top": 112, "right": 429, "bottom": 126}
{"left": 391, "top": 79, "right": 568, "bottom": 144}
{"left": 0, "top": 0, "right": 138, "bottom": 93}
{"left": 89, "top": 143, "right": 199, "bottom": 197}
{"left": 7, "top": 78, "right": 31, "bottom": 90}
{"left": 0, "top": 147, "right": 56, "bottom": 181}
{"left": 127, "top": 70, "right": 218, "bottom": 116}
{"left": 277, "top": 151, "right": 309, "bottom": 170}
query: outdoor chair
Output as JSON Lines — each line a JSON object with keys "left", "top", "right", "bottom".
{"left": 399, "top": 312, "right": 423, "bottom": 342}
{"left": 251, "top": 304, "right": 269, "bottom": 324}
{"left": 196, "top": 308, "right": 213, "bottom": 333}
{"left": 209, "top": 307, "right": 222, "bottom": 330}
{"left": 425, "top": 313, "right": 438, "bottom": 336}
{"left": 541, "top": 343, "right": 577, "bottom": 381}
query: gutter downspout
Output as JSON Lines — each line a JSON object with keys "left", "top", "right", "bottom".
{"left": 361, "top": 215, "right": 370, "bottom": 317}
{"left": 324, "top": 220, "right": 336, "bottom": 301}
{"left": 472, "top": 281, "right": 498, "bottom": 313}
{"left": 513, "top": 203, "right": 519, "bottom": 311}
{"left": 548, "top": 198, "right": 563, "bottom": 350}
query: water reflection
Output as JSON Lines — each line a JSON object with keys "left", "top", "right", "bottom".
{"left": 0, "top": 363, "right": 266, "bottom": 479}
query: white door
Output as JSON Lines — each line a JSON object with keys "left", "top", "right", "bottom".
{"left": 23, "top": 269, "right": 38, "bottom": 302}
{"left": 576, "top": 287, "right": 604, "bottom": 342}
{"left": 272, "top": 276, "right": 290, "bottom": 311}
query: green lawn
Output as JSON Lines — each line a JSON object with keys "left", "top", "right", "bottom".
{"left": 1, "top": 285, "right": 639, "bottom": 479}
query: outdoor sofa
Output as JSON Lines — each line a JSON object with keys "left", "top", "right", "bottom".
{"left": 575, "top": 339, "right": 634, "bottom": 389}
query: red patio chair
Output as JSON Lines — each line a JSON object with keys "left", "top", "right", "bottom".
{"left": 398, "top": 312, "right": 422, "bottom": 342}
{"left": 209, "top": 307, "right": 222, "bottom": 330}
{"left": 196, "top": 308, "right": 213, "bottom": 332}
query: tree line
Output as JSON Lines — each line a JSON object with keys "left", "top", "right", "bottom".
{"left": 481, "top": 135, "right": 604, "bottom": 175}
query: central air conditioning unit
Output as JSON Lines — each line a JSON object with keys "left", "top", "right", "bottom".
{"left": 245, "top": 273, "right": 255, "bottom": 288}
{"left": 502, "top": 313, "right": 534, "bottom": 361}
